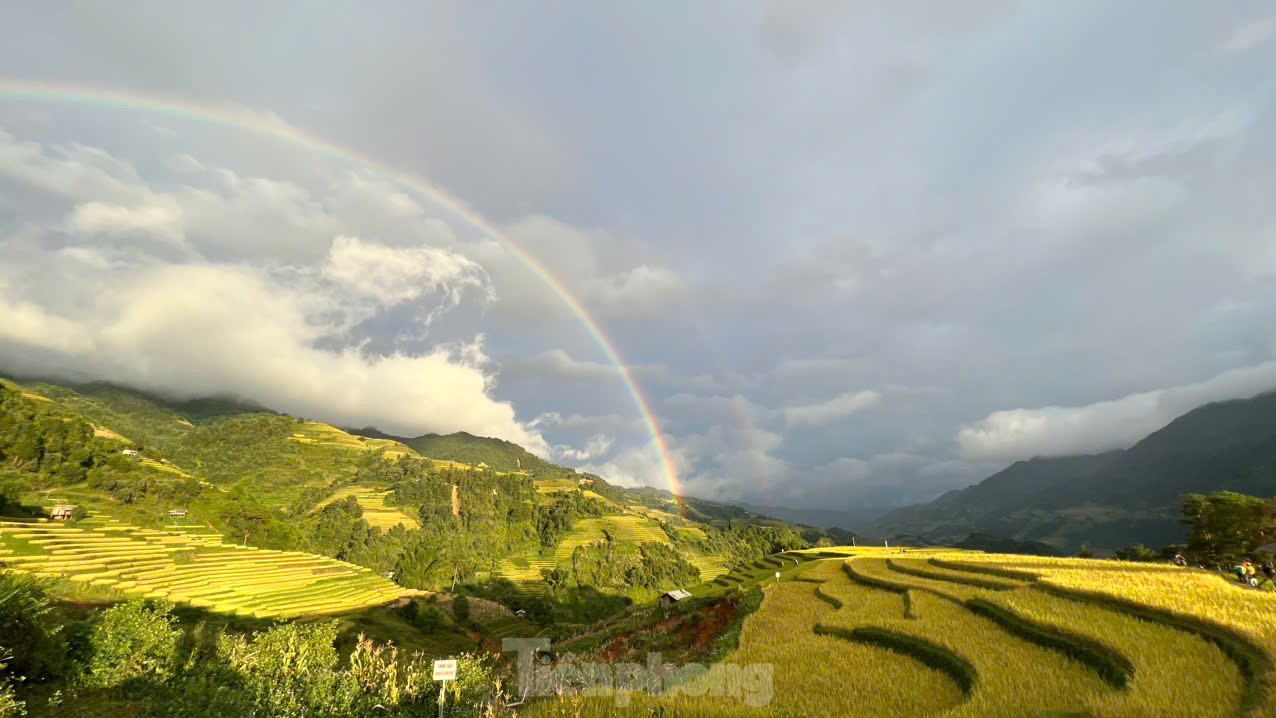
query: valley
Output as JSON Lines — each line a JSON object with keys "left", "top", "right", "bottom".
{"left": 2, "top": 374, "right": 1274, "bottom": 718}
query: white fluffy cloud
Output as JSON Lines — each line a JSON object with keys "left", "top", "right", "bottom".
{"left": 0, "top": 131, "right": 555, "bottom": 456}
{"left": 321, "top": 235, "right": 491, "bottom": 309}
{"left": 68, "top": 200, "right": 185, "bottom": 244}
{"left": 552, "top": 434, "right": 615, "bottom": 463}
{"left": 784, "top": 390, "right": 881, "bottom": 426}
{"left": 958, "top": 360, "right": 1276, "bottom": 461}
{"left": 0, "top": 262, "right": 548, "bottom": 453}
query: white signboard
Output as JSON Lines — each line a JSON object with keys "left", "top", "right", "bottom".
{"left": 433, "top": 659, "right": 457, "bottom": 681}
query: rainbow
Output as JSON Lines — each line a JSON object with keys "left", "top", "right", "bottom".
{"left": 0, "top": 78, "right": 681, "bottom": 497}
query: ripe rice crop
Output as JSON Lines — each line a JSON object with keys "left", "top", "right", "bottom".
{"left": 0, "top": 518, "right": 419, "bottom": 618}
{"left": 519, "top": 548, "right": 1275, "bottom": 717}
{"left": 315, "top": 485, "right": 420, "bottom": 530}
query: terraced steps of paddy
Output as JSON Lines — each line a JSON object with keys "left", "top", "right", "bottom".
{"left": 495, "top": 556, "right": 557, "bottom": 595}
{"left": 688, "top": 554, "right": 729, "bottom": 582}
{"left": 523, "top": 550, "right": 1276, "bottom": 718}
{"left": 314, "top": 485, "right": 421, "bottom": 530}
{"left": 0, "top": 517, "right": 421, "bottom": 619}
{"left": 551, "top": 515, "right": 669, "bottom": 562}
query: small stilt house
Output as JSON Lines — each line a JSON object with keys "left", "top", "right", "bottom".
{"left": 659, "top": 589, "right": 692, "bottom": 607}
{"left": 50, "top": 505, "right": 76, "bottom": 521}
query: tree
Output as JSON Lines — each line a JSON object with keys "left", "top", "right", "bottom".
{"left": 1182, "top": 491, "right": 1274, "bottom": 567}
{"left": 1077, "top": 544, "right": 1094, "bottom": 559}
{"left": 540, "top": 566, "right": 571, "bottom": 593}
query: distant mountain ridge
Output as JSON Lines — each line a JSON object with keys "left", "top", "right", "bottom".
{"left": 875, "top": 390, "right": 1276, "bottom": 551}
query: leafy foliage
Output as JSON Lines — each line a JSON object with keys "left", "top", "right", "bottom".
{"left": 1182, "top": 491, "right": 1276, "bottom": 567}
{"left": 0, "top": 574, "right": 63, "bottom": 681}
{"left": 83, "top": 601, "right": 182, "bottom": 690}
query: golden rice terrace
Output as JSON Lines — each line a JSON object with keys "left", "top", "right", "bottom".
{"left": 0, "top": 516, "right": 421, "bottom": 619}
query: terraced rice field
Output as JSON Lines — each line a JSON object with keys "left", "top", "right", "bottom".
{"left": 495, "top": 556, "right": 558, "bottom": 595}
{"left": 551, "top": 516, "right": 669, "bottom": 562}
{"left": 524, "top": 548, "right": 1276, "bottom": 717}
{"left": 534, "top": 478, "right": 580, "bottom": 494}
{"left": 288, "top": 421, "right": 416, "bottom": 459}
{"left": 494, "top": 515, "right": 675, "bottom": 594}
{"left": 0, "top": 516, "right": 420, "bottom": 619}
{"left": 315, "top": 485, "right": 420, "bottom": 530}
{"left": 688, "top": 553, "right": 728, "bottom": 581}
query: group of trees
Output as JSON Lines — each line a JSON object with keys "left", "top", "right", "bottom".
{"left": 0, "top": 387, "right": 99, "bottom": 485}
{"left": 561, "top": 539, "right": 701, "bottom": 594}
{"left": 1181, "top": 491, "right": 1275, "bottom": 567}
{"left": 0, "top": 573, "right": 505, "bottom": 717}
{"left": 669, "top": 520, "right": 807, "bottom": 572}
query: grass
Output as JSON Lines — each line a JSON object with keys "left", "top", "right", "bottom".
{"left": 0, "top": 515, "right": 421, "bottom": 619}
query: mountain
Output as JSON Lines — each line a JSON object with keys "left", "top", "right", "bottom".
{"left": 0, "top": 373, "right": 829, "bottom": 621}
{"left": 347, "top": 427, "right": 556, "bottom": 474}
{"left": 735, "top": 502, "right": 868, "bottom": 532}
{"left": 876, "top": 391, "right": 1276, "bottom": 551}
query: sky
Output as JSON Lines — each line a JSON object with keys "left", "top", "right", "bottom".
{"left": 2, "top": 1, "right": 1276, "bottom": 518}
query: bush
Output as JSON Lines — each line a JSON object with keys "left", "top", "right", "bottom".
{"left": 218, "top": 621, "right": 357, "bottom": 717}
{"left": 452, "top": 594, "right": 471, "bottom": 626}
{"left": 0, "top": 667, "right": 23, "bottom": 718}
{"left": 412, "top": 604, "right": 449, "bottom": 632}
{"left": 84, "top": 601, "right": 181, "bottom": 690}
{"left": 0, "top": 573, "right": 64, "bottom": 681}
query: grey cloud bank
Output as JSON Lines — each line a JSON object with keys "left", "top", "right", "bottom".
{"left": 2, "top": 1, "right": 1276, "bottom": 519}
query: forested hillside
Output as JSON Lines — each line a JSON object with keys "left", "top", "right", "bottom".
{"left": 0, "top": 374, "right": 819, "bottom": 625}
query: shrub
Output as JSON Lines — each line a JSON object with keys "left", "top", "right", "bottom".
{"left": 84, "top": 601, "right": 181, "bottom": 690}
{"left": 0, "top": 573, "right": 64, "bottom": 680}
{"left": 452, "top": 594, "right": 471, "bottom": 625}
{"left": 218, "top": 621, "right": 356, "bottom": 718}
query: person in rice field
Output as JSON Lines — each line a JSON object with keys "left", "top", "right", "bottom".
{"left": 1234, "top": 563, "right": 1249, "bottom": 584}
{"left": 1241, "top": 560, "right": 1258, "bottom": 587}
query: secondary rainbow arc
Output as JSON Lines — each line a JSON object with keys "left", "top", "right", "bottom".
{"left": 0, "top": 77, "right": 681, "bottom": 499}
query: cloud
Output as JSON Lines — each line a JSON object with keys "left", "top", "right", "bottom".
{"left": 68, "top": 200, "right": 185, "bottom": 244}
{"left": 321, "top": 235, "right": 491, "bottom": 309}
{"left": 958, "top": 360, "right": 1276, "bottom": 461}
{"left": 499, "top": 350, "right": 618, "bottom": 383}
{"left": 784, "top": 390, "right": 881, "bottom": 426}
{"left": 579, "top": 439, "right": 673, "bottom": 489}
{"left": 0, "top": 131, "right": 551, "bottom": 456}
{"left": 1222, "top": 18, "right": 1276, "bottom": 53}
{"left": 0, "top": 262, "right": 549, "bottom": 454}
{"left": 552, "top": 434, "right": 615, "bottom": 463}
{"left": 582, "top": 264, "right": 688, "bottom": 318}
{"left": 530, "top": 411, "right": 640, "bottom": 433}
{"left": 0, "top": 293, "right": 96, "bottom": 355}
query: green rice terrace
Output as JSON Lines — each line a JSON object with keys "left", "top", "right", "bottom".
{"left": 0, "top": 516, "right": 421, "bottom": 618}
